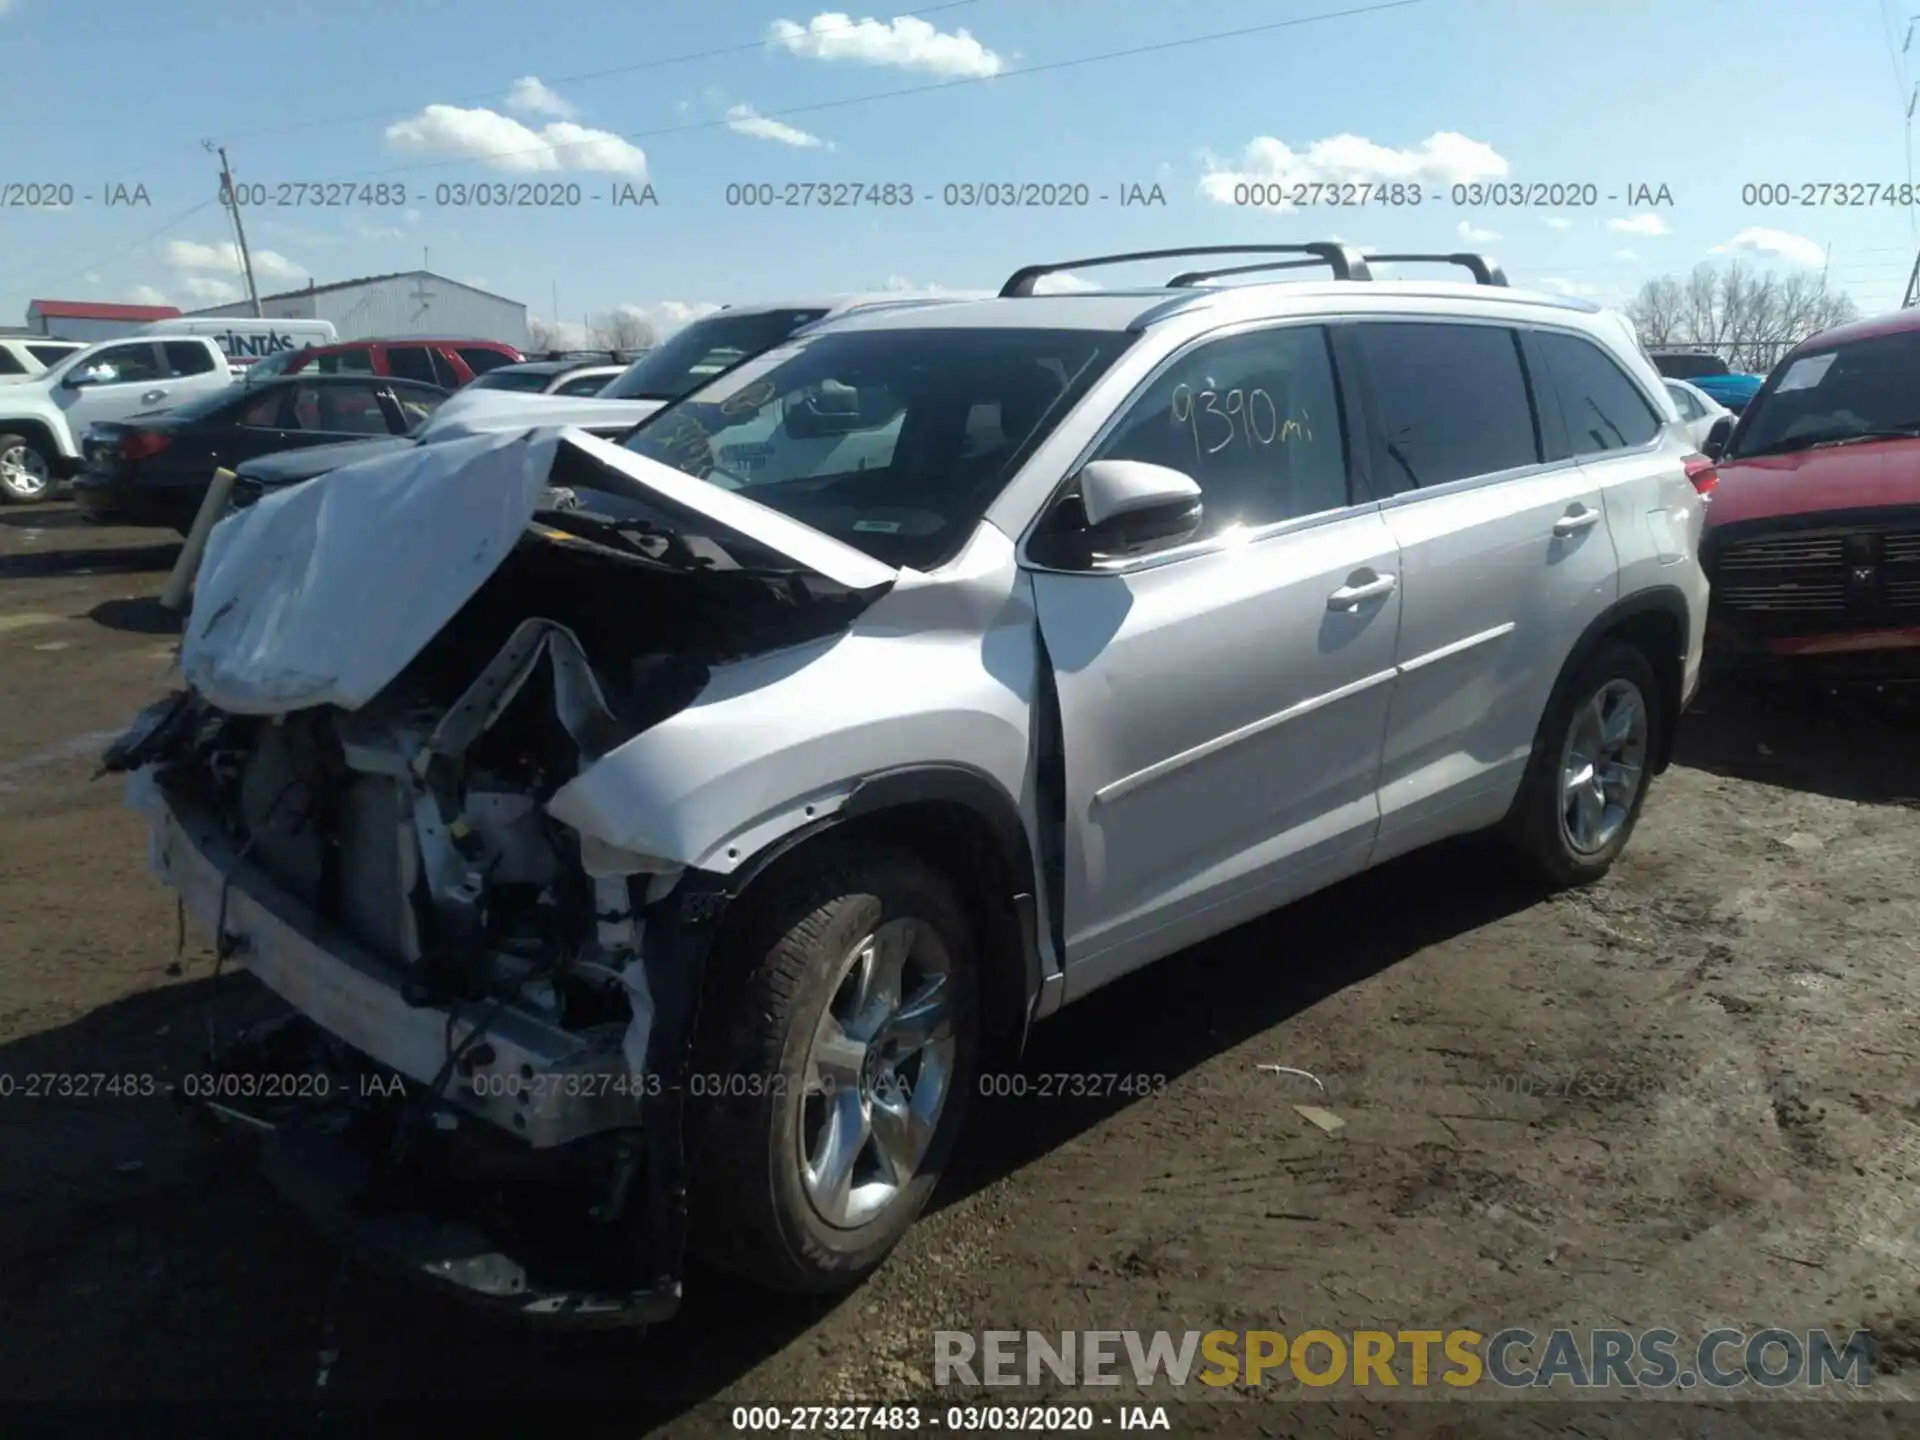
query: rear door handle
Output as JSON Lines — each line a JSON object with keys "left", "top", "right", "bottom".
{"left": 1327, "top": 572, "right": 1398, "bottom": 611}
{"left": 140, "top": 388, "right": 167, "bottom": 404}
{"left": 1553, "top": 505, "right": 1602, "bottom": 537}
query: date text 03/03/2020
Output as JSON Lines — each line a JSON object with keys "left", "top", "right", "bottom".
{"left": 721, "top": 182, "right": 1168, "bottom": 208}
{"left": 217, "top": 180, "right": 659, "bottom": 209}
{"left": 729, "top": 1404, "right": 1172, "bottom": 1431}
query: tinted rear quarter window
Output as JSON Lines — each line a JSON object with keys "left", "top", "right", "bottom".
{"left": 0, "top": 349, "right": 21, "bottom": 375}
{"left": 384, "top": 346, "right": 438, "bottom": 385}
{"left": 1535, "top": 330, "right": 1660, "bottom": 457}
{"left": 27, "top": 344, "right": 77, "bottom": 367}
{"left": 428, "top": 348, "right": 461, "bottom": 388}
{"left": 457, "top": 347, "right": 514, "bottom": 375}
{"left": 1358, "top": 322, "right": 1539, "bottom": 490}
{"left": 164, "top": 342, "right": 218, "bottom": 377}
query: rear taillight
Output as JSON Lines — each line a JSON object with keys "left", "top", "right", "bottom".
{"left": 120, "top": 430, "right": 172, "bottom": 462}
{"left": 1682, "top": 453, "right": 1718, "bottom": 498}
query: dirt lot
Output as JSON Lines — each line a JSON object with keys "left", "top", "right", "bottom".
{"left": 1, "top": 504, "right": 1917, "bottom": 1437}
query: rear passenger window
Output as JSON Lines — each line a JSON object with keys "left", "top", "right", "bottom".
{"left": 1535, "top": 330, "right": 1662, "bottom": 456}
{"left": 164, "top": 342, "right": 218, "bottom": 377}
{"left": 457, "top": 347, "right": 513, "bottom": 376}
{"left": 385, "top": 346, "right": 438, "bottom": 385}
{"left": 1359, "top": 323, "right": 1539, "bottom": 491}
{"left": 317, "top": 349, "right": 374, "bottom": 375}
{"left": 0, "top": 350, "right": 21, "bottom": 375}
{"left": 428, "top": 348, "right": 460, "bottom": 389}
{"left": 1091, "top": 325, "right": 1349, "bottom": 536}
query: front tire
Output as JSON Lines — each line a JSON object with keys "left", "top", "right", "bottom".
{"left": 1503, "top": 640, "right": 1662, "bottom": 887}
{"left": 686, "top": 845, "right": 979, "bottom": 1294}
{"left": 0, "top": 433, "right": 54, "bottom": 503}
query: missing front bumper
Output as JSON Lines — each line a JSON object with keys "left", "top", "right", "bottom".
{"left": 147, "top": 783, "right": 644, "bottom": 1149}
{"left": 187, "top": 1014, "right": 680, "bottom": 1328}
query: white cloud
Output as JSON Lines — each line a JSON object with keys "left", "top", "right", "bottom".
{"left": 163, "top": 239, "right": 307, "bottom": 283}
{"left": 768, "top": 12, "right": 1004, "bottom": 78}
{"left": 1613, "top": 248, "right": 1641, "bottom": 262}
{"left": 181, "top": 276, "right": 243, "bottom": 302}
{"left": 505, "top": 76, "right": 576, "bottom": 120}
{"left": 1538, "top": 276, "right": 1602, "bottom": 298}
{"left": 386, "top": 104, "right": 647, "bottom": 175}
{"left": 617, "top": 300, "right": 724, "bottom": 335}
{"left": 126, "top": 285, "right": 170, "bottom": 306}
{"left": 1709, "top": 227, "right": 1826, "bottom": 268}
{"left": 879, "top": 275, "right": 995, "bottom": 297}
{"left": 83, "top": 271, "right": 101, "bottom": 284}
{"left": 725, "top": 104, "right": 830, "bottom": 149}
{"left": 463, "top": 276, "right": 489, "bottom": 289}
{"left": 1031, "top": 273, "right": 1101, "bottom": 294}
{"left": 1544, "top": 215, "right": 1573, "bottom": 230}
{"left": 1200, "top": 131, "right": 1508, "bottom": 210}
{"left": 1606, "top": 213, "right": 1669, "bottom": 237}
{"left": 1456, "top": 220, "right": 1501, "bottom": 243}
{"left": 0, "top": 2, "right": 18, "bottom": 15}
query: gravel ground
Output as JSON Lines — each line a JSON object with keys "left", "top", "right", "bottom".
{"left": 0, "top": 505, "right": 1916, "bottom": 1437}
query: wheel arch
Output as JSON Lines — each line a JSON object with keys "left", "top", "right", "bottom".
{"left": 0, "top": 419, "right": 65, "bottom": 464}
{"left": 684, "top": 764, "right": 1044, "bottom": 1063}
{"left": 1561, "top": 585, "right": 1691, "bottom": 773}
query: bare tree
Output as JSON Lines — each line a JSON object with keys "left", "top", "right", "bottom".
{"left": 525, "top": 315, "right": 570, "bottom": 353}
{"left": 587, "top": 308, "right": 658, "bottom": 352}
{"left": 1623, "top": 261, "right": 1858, "bottom": 373}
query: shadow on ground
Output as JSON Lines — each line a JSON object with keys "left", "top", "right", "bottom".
{"left": 87, "top": 597, "right": 185, "bottom": 636}
{"left": 0, "top": 506, "right": 94, "bottom": 531}
{"left": 0, "top": 692, "right": 1909, "bottom": 1427}
{"left": 1676, "top": 672, "right": 1920, "bottom": 806}
{"left": 0, "top": 543, "right": 180, "bottom": 582}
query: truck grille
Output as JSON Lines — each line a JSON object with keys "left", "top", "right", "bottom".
{"left": 1711, "top": 525, "right": 1920, "bottom": 626}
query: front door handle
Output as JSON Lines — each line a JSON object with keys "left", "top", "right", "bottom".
{"left": 1327, "top": 572, "right": 1398, "bottom": 611}
{"left": 1553, "top": 505, "right": 1602, "bottom": 537}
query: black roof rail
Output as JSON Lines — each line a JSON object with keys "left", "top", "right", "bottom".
{"left": 999, "top": 244, "right": 1373, "bottom": 297}
{"left": 1166, "top": 257, "right": 1339, "bottom": 286}
{"left": 1361, "top": 252, "right": 1508, "bottom": 286}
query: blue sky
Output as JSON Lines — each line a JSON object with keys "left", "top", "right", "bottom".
{"left": 6, "top": 0, "right": 1920, "bottom": 336}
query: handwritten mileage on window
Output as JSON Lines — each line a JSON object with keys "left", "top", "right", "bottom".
{"left": 1169, "top": 383, "right": 1311, "bottom": 463}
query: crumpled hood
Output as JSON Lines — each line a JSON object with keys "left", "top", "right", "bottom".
{"left": 181, "top": 426, "right": 897, "bottom": 717}
{"left": 183, "top": 429, "right": 564, "bottom": 715}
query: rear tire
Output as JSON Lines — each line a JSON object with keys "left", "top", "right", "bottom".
{"left": 0, "top": 433, "right": 54, "bottom": 503}
{"left": 686, "top": 844, "right": 979, "bottom": 1295}
{"left": 1502, "top": 641, "right": 1663, "bottom": 888}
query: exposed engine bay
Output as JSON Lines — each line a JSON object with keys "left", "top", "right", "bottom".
{"left": 105, "top": 428, "right": 898, "bottom": 1321}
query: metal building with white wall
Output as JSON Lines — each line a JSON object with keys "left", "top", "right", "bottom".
{"left": 185, "top": 270, "right": 527, "bottom": 350}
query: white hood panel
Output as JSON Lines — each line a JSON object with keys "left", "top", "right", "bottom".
{"left": 183, "top": 429, "right": 565, "bottom": 715}
{"left": 181, "top": 425, "right": 897, "bottom": 717}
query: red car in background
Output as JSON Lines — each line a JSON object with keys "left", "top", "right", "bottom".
{"left": 1700, "top": 307, "right": 1920, "bottom": 687}
{"left": 244, "top": 336, "right": 522, "bottom": 389}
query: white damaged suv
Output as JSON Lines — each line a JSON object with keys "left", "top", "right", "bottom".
{"left": 109, "top": 245, "right": 1711, "bottom": 1323}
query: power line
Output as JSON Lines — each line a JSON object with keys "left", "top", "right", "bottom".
{"left": 344, "top": 0, "right": 1429, "bottom": 181}
{"left": 107, "top": 2, "right": 990, "bottom": 174}
{"left": 20, "top": 197, "right": 219, "bottom": 296}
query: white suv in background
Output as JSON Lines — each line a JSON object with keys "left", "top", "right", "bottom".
{"left": 0, "top": 337, "right": 86, "bottom": 384}
{"left": 114, "top": 244, "right": 1712, "bottom": 1324}
{"left": 0, "top": 335, "right": 232, "bottom": 502}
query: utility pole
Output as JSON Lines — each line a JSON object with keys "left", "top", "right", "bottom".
{"left": 206, "top": 140, "right": 262, "bottom": 316}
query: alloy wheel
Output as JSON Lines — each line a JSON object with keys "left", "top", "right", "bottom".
{"left": 799, "top": 918, "right": 956, "bottom": 1230}
{"left": 1557, "top": 677, "right": 1650, "bottom": 855}
{"left": 0, "top": 442, "right": 50, "bottom": 500}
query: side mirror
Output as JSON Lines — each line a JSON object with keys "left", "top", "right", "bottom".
{"left": 1036, "top": 459, "right": 1204, "bottom": 566}
{"left": 64, "top": 367, "right": 106, "bottom": 389}
{"left": 1702, "top": 415, "right": 1734, "bottom": 460}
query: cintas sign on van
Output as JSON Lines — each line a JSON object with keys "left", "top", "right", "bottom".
{"left": 221, "top": 330, "right": 310, "bottom": 360}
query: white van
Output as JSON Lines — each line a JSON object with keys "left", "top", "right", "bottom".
{"left": 139, "top": 317, "right": 337, "bottom": 373}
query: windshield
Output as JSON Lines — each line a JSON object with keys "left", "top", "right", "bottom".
{"left": 621, "top": 326, "right": 1134, "bottom": 570}
{"left": 1729, "top": 329, "right": 1920, "bottom": 459}
{"left": 599, "top": 309, "right": 829, "bottom": 401}
{"left": 468, "top": 367, "right": 553, "bottom": 393}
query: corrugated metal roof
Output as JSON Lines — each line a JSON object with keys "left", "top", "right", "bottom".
{"left": 29, "top": 299, "right": 182, "bottom": 320}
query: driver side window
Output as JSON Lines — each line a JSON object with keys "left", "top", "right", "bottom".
{"left": 1091, "top": 326, "right": 1350, "bottom": 538}
{"left": 75, "top": 342, "right": 163, "bottom": 385}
